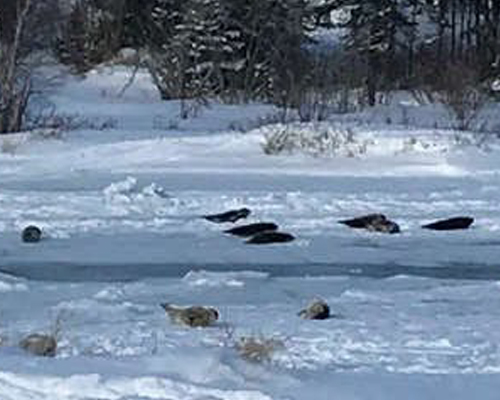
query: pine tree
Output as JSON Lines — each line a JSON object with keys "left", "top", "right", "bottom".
{"left": 57, "top": 1, "right": 89, "bottom": 72}
{"left": 222, "top": 0, "right": 309, "bottom": 100}
{"left": 146, "top": 0, "right": 237, "bottom": 100}
{"left": 342, "top": 0, "right": 415, "bottom": 105}
{"left": 58, "top": 0, "right": 124, "bottom": 73}
{"left": 122, "top": 0, "right": 309, "bottom": 103}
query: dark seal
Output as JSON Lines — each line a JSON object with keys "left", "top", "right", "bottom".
{"left": 160, "top": 303, "right": 219, "bottom": 328}
{"left": 422, "top": 216, "right": 474, "bottom": 231}
{"left": 298, "top": 300, "right": 331, "bottom": 320}
{"left": 19, "top": 333, "right": 57, "bottom": 357}
{"left": 246, "top": 231, "right": 295, "bottom": 244}
{"left": 224, "top": 222, "right": 278, "bottom": 237}
{"left": 339, "top": 213, "right": 400, "bottom": 234}
{"left": 22, "top": 225, "right": 42, "bottom": 243}
{"left": 203, "top": 208, "right": 251, "bottom": 223}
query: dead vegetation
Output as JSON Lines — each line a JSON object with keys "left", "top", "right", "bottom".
{"left": 234, "top": 335, "right": 285, "bottom": 363}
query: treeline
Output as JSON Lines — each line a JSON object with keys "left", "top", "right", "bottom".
{"left": 337, "top": 0, "right": 500, "bottom": 106}
{"left": 58, "top": 0, "right": 311, "bottom": 108}
{"left": 1, "top": 0, "right": 499, "bottom": 133}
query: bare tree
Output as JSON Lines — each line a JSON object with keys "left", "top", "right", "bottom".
{"left": 435, "top": 61, "right": 488, "bottom": 131}
{"left": 0, "top": 0, "right": 33, "bottom": 133}
{"left": 0, "top": 0, "right": 61, "bottom": 134}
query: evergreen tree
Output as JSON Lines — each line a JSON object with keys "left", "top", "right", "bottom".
{"left": 341, "top": 0, "right": 415, "bottom": 105}
{"left": 146, "top": 0, "right": 238, "bottom": 100}
{"left": 58, "top": 0, "right": 124, "bottom": 73}
{"left": 223, "top": 0, "right": 309, "bottom": 100}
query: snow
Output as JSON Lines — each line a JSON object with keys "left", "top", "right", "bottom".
{"left": 1, "top": 65, "right": 500, "bottom": 399}
{"left": 492, "top": 79, "right": 500, "bottom": 92}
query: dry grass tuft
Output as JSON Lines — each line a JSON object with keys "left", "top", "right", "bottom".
{"left": 235, "top": 335, "right": 285, "bottom": 363}
{"left": 0, "top": 135, "right": 27, "bottom": 154}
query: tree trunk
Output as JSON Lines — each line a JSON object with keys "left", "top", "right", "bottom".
{"left": 0, "top": 0, "right": 33, "bottom": 134}
{"left": 450, "top": 0, "right": 457, "bottom": 60}
{"left": 366, "top": 52, "right": 378, "bottom": 107}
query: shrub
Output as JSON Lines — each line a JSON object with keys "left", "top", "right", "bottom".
{"left": 0, "top": 136, "right": 25, "bottom": 154}
{"left": 434, "top": 62, "right": 489, "bottom": 131}
{"left": 26, "top": 110, "right": 117, "bottom": 133}
{"left": 261, "top": 123, "right": 370, "bottom": 157}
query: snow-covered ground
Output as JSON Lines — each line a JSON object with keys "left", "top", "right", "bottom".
{"left": 1, "top": 66, "right": 500, "bottom": 399}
